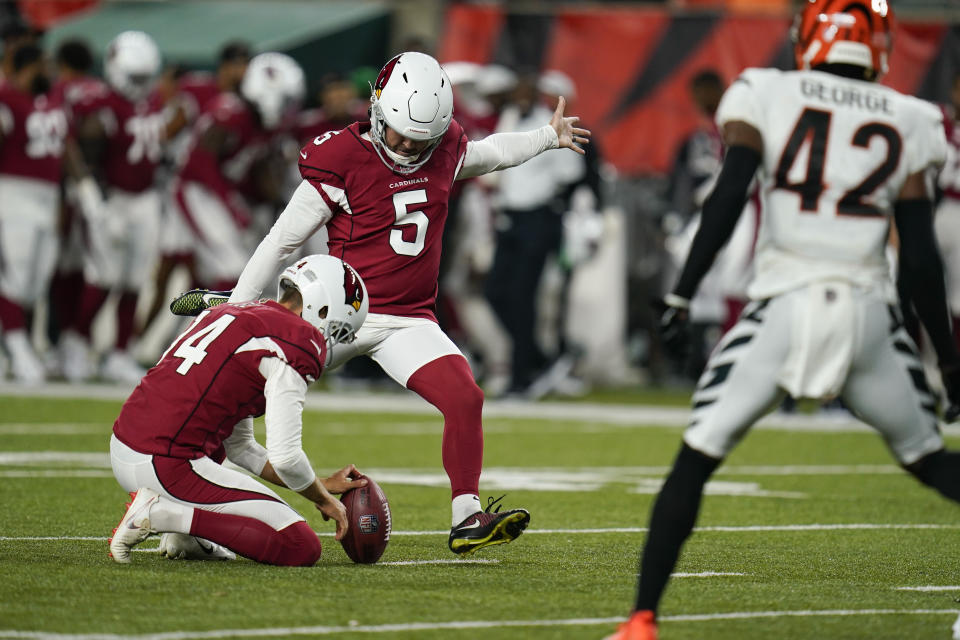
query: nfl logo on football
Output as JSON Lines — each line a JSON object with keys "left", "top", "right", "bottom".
{"left": 358, "top": 514, "right": 379, "bottom": 534}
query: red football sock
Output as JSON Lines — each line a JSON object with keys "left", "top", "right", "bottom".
{"left": 0, "top": 295, "right": 26, "bottom": 332}
{"left": 115, "top": 292, "right": 138, "bottom": 350}
{"left": 50, "top": 271, "right": 85, "bottom": 332}
{"left": 75, "top": 285, "right": 109, "bottom": 339}
{"left": 406, "top": 354, "right": 484, "bottom": 499}
{"left": 190, "top": 511, "right": 321, "bottom": 567}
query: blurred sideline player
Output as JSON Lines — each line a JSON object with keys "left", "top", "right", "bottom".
{"left": 140, "top": 41, "right": 251, "bottom": 336}
{"left": 171, "top": 52, "right": 303, "bottom": 292}
{"left": 60, "top": 31, "right": 167, "bottom": 383}
{"left": 0, "top": 44, "right": 71, "bottom": 383}
{"left": 46, "top": 39, "right": 106, "bottom": 359}
{"left": 609, "top": 2, "right": 960, "bottom": 638}
{"left": 173, "top": 51, "right": 590, "bottom": 554}
{"left": 936, "top": 72, "right": 960, "bottom": 351}
{"left": 109, "top": 254, "right": 368, "bottom": 565}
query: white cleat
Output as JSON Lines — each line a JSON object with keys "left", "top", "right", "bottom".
{"left": 159, "top": 533, "right": 236, "bottom": 561}
{"left": 953, "top": 612, "right": 960, "bottom": 640}
{"left": 100, "top": 350, "right": 146, "bottom": 384}
{"left": 58, "top": 331, "right": 93, "bottom": 382}
{"left": 4, "top": 330, "right": 46, "bottom": 385}
{"left": 109, "top": 488, "right": 160, "bottom": 563}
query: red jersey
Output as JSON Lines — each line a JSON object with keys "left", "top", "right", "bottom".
{"left": 177, "top": 71, "right": 220, "bottom": 122}
{"left": 178, "top": 92, "right": 270, "bottom": 203}
{"left": 113, "top": 300, "right": 326, "bottom": 459}
{"left": 75, "top": 88, "right": 165, "bottom": 193}
{"left": 298, "top": 120, "right": 468, "bottom": 319}
{"left": 294, "top": 106, "right": 365, "bottom": 148}
{"left": 0, "top": 85, "right": 68, "bottom": 183}
{"left": 49, "top": 75, "right": 107, "bottom": 127}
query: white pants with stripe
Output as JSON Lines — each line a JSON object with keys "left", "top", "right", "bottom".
{"left": 110, "top": 435, "right": 303, "bottom": 531}
{"left": 327, "top": 312, "right": 464, "bottom": 387}
{"left": 684, "top": 285, "right": 944, "bottom": 465}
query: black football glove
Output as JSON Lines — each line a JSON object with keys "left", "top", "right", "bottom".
{"left": 657, "top": 294, "right": 691, "bottom": 360}
{"left": 940, "top": 362, "right": 960, "bottom": 423}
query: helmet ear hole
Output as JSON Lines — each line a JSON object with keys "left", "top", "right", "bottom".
{"left": 318, "top": 305, "right": 328, "bottom": 319}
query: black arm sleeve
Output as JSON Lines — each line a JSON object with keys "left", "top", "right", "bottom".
{"left": 672, "top": 144, "right": 761, "bottom": 300}
{"left": 894, "top": 199, "right": 959, "bottom": 365}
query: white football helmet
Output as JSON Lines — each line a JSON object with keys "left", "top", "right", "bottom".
{"left": 278, "top": 255, "right": 368, "bottom": 347}
{"left": 369, "top": 51, "right": 453, "bottom": 174}
{"left": 104, "top": 31, "right": 161, "bottom": 102}
{"left": 240, "top": 52, "right": 305, "bottom": 130}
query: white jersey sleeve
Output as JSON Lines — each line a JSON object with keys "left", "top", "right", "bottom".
{"left": 903, "top": 100, "right": 947, "bottom": 175}
{"left": 259, "top": 356, "right": 316, "bottom": 492}
{"left": 229, "top": 180, "right": 333, "bottom": 303}
{"left": 457, "top": 125, "right": 559, "bottom": 180}
{"left": 715, "top": 68, "right": 776, "bottom": 133}
{"left": 222, "top": 416, "right": 268, "bottom": 475}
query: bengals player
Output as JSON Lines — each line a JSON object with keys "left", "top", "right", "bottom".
{"left": 610, "top": 2, "right": 960, "bottom": 638}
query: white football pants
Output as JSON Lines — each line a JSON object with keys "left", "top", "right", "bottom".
{"left": 684, "top": 284, "right": 944, "bottom": 465}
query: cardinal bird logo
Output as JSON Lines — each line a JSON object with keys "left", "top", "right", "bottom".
{"left": 374, "top": 54, "right": 402, "bottom": 99}
{"left": 342, "top": 265, "right": 364, "bottom": 312}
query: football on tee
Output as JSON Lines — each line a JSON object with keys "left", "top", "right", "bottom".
{"left": 340, "top": 475, "right": 391, "bottom": 564}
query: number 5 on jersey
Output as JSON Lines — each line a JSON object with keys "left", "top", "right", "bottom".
{"left": 390, "top": 189, "right": 428, "bottom": 257}
{"left": 163, "top": 310, "right": 237, "bottom": 375}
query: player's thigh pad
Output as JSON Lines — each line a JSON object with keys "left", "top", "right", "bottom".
{"left": 177, "top": 182, "right": 250, "bottom": 284}
{"left": 841, "top": 301, "right": 943, "bottom": 465}
{"left": 110, "top": 435, "right": 303, "bottom": 531}
{"left": 0, "top": 177, "right": 58, "bottom": 304}
{"left": 338, "top": 313, "right": 463, "bottom": 387}
{"left": 684, "top": 298, "right": 790, "bottom": 458}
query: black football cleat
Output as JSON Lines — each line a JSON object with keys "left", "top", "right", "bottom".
{"left": 169, "top": 289, "right": 232, "bottom": 316}
{"left": 448, "top": 495, "right": 530, "bottom": 555}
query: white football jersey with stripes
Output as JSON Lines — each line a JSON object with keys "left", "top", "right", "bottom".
{"left": 716, "top": 68, "right": 947, "bottom": 301}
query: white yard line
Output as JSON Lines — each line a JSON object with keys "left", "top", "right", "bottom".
{"left": 4, "top": 382, "right": 959, "bottom": 436}
{"left": 0, "top": 471, "right": 113, "bottom": 478}
{"left": 3, "top": 523, "right": 959, "bottom": 542}
{"left": 673, "top": 572, "right": 747, "bottom": 578}
{"left": 0, "top": 424, "right": 107, "bottom": 435}
{"left": 379, "top": 558, "right": 498, "bottom": 566}
{"left": 0, "top": 609, "right": 956, "bottom": 639}
{"left": 895, "top": 586, "right": 960, "bottom": 591}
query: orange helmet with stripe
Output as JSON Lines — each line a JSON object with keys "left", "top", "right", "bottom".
{"left": 793, "top": 0, "right": 894, "bottom": 79}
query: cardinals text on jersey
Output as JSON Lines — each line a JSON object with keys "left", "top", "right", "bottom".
{"left": 298, "top": 120, "right": 469, "bottom": 320}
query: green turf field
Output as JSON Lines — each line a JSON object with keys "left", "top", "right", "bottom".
{"left": 1, "top": 391, "right": 959, "bottom": 639}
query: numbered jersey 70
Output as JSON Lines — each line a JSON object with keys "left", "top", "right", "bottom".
{"left": 297, "top": 120, "right": 469, "bottom": 320}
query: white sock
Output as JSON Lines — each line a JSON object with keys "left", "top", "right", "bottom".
{"left": 452, "top": 494, "right": 482, "bottom": 526}
{"left": 149, "top": 496, "right": 195, "bottom": 534}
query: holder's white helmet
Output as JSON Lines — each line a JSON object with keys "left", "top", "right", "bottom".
{"left": 104, "top": 31, "right": 161, "bottom": 102}
{"left": 369, "top": 51, "right": 453, "bottom": 174}
{"left": 278, "top": 255, "right": 368, "bottom": 347}
{"left": 241, "top": 52, "right": 305, "bottom": 130}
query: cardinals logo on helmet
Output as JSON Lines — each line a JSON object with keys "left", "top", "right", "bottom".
{"left": 343, "top": 264, "right": 364, "bottom": 312}
{"left": 374, "top": 54, "right": 402, "bottom": 99}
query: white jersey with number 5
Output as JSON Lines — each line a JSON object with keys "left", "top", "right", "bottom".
{"left": 716, "top": 68, "right": 947, "bottom": 301}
